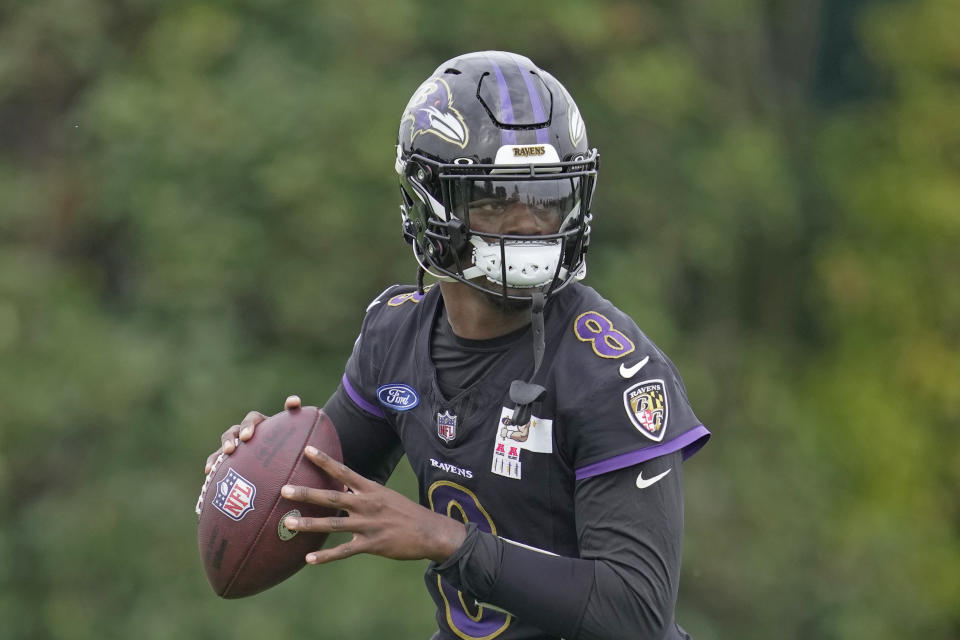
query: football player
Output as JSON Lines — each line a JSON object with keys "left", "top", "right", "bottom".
{"left": 206, "top": 51, "right": 710, "bottom": 639}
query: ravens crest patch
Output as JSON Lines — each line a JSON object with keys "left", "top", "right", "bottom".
{"left": 623, "top": 379, "right": 668, "bottom": 442}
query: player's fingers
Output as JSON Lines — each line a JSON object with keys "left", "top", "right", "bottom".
{"left": 204, "top": 450, "right": 222, "bottom": 474}
{"left": 305, "top": 538, "right": 362, "bottom": 565}
{"left": 281, "top": 485, "right": 355, "bottom": 510}
{"left": 283, "top": 513, "right": 359, "bottom": 534}
{"left": 241, "top": 410, "right": 265, "bottom": 425}
{"left": 221, "top": 426, "right": 241, "bottom": 453}
{"left": 302, "top": 446, "right": 371, "bottom": 491}
{"left": 284, "top": 395, "right": 301, "bottom": 410}
{"left": 239, "top": 411, "right": 265, "bottom": 440}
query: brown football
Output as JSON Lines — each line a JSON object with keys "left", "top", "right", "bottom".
{"left": 196, "top": 406, "right": 342, "bottom": 598}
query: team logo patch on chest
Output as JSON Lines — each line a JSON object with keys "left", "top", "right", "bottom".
{"left": 437, "top": 410, "right": 457, "bottom": 443}
{"left": 490, "top": 407, "right": 553, "bottom": 480}
{"left": 624, "top": 379, "right": 668, "bottom": 441}
{"left": 213, "top": 468, "right": 256, "bottom": 521}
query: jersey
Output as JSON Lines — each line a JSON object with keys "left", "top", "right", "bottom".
{"left": 324, "top": 282, "right": 710, "bottom": 639}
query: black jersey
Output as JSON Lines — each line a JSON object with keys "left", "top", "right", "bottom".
{"left": 325, "top": 283, "right": 709, "bottom": 639}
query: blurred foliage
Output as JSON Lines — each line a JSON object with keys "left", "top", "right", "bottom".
{"left": 1, "top": 0, "right": 958, "bottom": 638}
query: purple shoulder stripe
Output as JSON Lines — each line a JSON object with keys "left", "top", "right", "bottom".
{"left": 342, "top": 373, "right": 385, "bottom": 419}
{"left": 575, "top": 425, "right": 711, "bottom": 481}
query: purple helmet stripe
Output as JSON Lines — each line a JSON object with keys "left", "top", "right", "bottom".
{"left": 574, "top": 425, "right": 711, "bottom": 480}
{"left": 514, "top": 56, "right": 549, "bottom": 144}
{"left": 342, "top": 373, "right": 385, "bottom": 419}
{"left": 489, "top": 58, "right": 517, "bottom": 146}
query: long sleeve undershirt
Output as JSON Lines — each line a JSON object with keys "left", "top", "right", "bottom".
{"left": 432, "top": 451, "right": 690, "bottom": 640}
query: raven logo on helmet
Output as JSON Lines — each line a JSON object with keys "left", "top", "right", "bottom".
{"left": 401, "top": 78, "right": 469, "bottom": 149}
{"left": 568, "top": 98, "right": 585, "bottom": 147}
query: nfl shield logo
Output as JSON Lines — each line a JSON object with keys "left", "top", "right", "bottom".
{"left": 212, "top": 468, "right": 257, "bottom": 521}
{"left": 437, "top": 410, "right": 457, "bottom": 443}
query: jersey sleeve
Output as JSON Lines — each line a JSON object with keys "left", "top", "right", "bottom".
{"left": 321, "top": 285, "right": 408, "bottom": 485}
{"left": 433, "top": 452, "right": 690, "bottom": 639}
{"left": 323, "top": 386, "right": 402, "bottom": 486}
{"left": 339, "top": 285, "right": 398, "bottom": 420}
{"left": 554, "top": 303, "right": 710, "bottom": 480}
{"left": 339, "top": 283, "right": 430, "bottom": 419}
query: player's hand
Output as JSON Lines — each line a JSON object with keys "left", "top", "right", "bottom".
{"left": 203, "top": 395, "right": 302, "bottom": 474}
{"left": 281, "top": 446, "right": 468, "bottom": 564}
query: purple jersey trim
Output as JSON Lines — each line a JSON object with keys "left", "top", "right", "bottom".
{"left": 489, "top": 58, "right": 517, "bottom": 146}
{"left": 515, "top": 55, "right": 549, "bottom": 144}
{"left": 342, "top": 373, "right": 385, "bottom": 419}
{"left": 574, "top": 425, "right": 711, "bottom": 481}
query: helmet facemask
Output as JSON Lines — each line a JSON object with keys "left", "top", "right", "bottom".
{"left": 399, "top": 150, "right": 598, "bottom": 302}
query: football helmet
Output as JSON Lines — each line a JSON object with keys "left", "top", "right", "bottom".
{"left": 396, "top": 51, "right": 599, "bottom": 301}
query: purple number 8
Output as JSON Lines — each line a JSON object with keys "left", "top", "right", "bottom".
{"left": 388, "top": 290, "right": 425, "bottom": 306}
{"left": 428, "top": 481, "right": 511, "bottom": 639}
{"left": 574, "top": 311, "right": 635, "bottom": 359}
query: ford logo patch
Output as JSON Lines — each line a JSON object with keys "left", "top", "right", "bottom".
{"left": 376, "top": 384, "right": 419, "bottom": 411}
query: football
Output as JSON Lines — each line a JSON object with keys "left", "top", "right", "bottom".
{"left": 196, "top": 406, "right": 343, "bottom": 598}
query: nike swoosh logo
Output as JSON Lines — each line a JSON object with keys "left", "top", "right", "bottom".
{"left": 636, "top": 468, "right": 671, "bottom": 489}
{"left": 619, "top": 356, "right": 650, "bottom": 378}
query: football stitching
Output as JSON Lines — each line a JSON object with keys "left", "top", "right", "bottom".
{"left": 195, "top": 448, "right": 229, "bottom": 517}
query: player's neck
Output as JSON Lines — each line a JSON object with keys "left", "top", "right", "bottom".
{"left": 439, "top": 281, "right": 531, "bottom": 340}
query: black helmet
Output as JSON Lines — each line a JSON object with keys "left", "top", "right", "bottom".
{"left": 396, "top": 51, "right": 599, "bottom": 301}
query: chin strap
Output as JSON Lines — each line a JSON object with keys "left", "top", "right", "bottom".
{"left": 508, "top": 290, "right": 547, "bottom": 428}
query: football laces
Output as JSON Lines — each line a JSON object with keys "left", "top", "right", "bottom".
{"left": 194, "top": 439, "right": 236, "bottom": 517}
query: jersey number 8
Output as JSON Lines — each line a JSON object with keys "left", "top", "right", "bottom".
{"left": 428, "top": 481, "right": 511, "bottom": 640}
{"left": 574, "top": 311, "right": 635, "bottom": 359}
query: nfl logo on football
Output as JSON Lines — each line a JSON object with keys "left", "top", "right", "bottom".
{"left": 213, "top": 468, "right": 257, "bottom": 521}
{"left": 436, "top": 410, "right": 457, "bottom": 443}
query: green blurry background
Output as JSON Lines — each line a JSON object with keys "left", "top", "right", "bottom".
{"left": 1, "top": 0, "right": 958, "bottom": 638}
